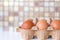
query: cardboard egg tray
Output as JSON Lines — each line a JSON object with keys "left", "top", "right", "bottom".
{"left": 16, "top": 28, "right": 60, "bottom": 40}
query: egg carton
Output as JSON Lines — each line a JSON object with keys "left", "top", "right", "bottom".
{"left": 16, "top": 28, "right": 60, "bottom": 40}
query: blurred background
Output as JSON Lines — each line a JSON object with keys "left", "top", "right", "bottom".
{"left": 0, "top": 0, "right": 60, "bottom": 40}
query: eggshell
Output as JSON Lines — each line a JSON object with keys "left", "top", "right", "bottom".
{"left": 51, "top": 20, "right": 60, "bottom": 30}
{"left": 21, "top": 19, "right": 34, "bottom": 29}
{"left": 36, "top": 19, "right": 49, "bottom": 30}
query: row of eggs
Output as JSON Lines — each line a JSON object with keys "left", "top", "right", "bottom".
{"left": 17, "top": 18, "right": 60, "bottom": 30}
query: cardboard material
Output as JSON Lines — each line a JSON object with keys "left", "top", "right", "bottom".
{"left": 36, "top": 30, "right": 49, "bottom": 40}
{"left": 52, "top": 30, "right": 60, "bottom": 40}
{"left": 20, "top": 29, "right": 35, "bottom": 40}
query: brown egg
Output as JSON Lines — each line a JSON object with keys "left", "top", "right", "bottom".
{"left": 21, "top": 19, "right": 34, "bottom": 29}
{"left": 36, "top": 19, "right": 49, "bottom": 30}
{"left": 51, "top": 20, "right": 60, "bottom": 30}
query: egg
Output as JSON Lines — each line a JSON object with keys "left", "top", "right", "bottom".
{"left": 21, "top": 19, "right": 34, "bottom": 29}
{"left": 36, "top": 19, "right": 49, "bottom": 30}
{"left": 51, "top": 20, "right": 60, "bottom": 30}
